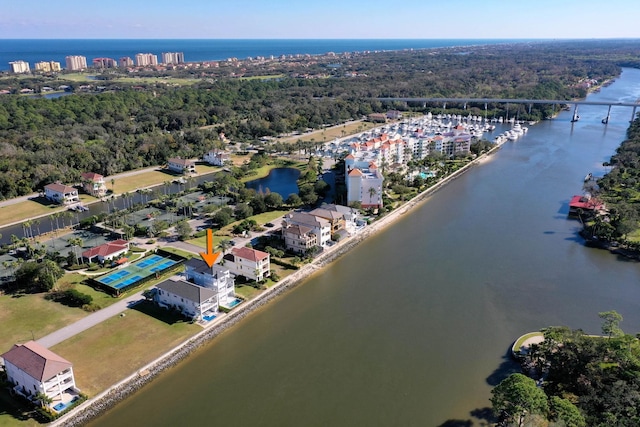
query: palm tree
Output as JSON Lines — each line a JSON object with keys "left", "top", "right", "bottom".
{"left": 33, "top": 219, "right": 41, "bottom": 238}
{"left": 368, "top": 187, "right": 379, "bottom": 207}
{"left": 217, "top": 239, "right": 232, "bottom": 254}
{"left": 22, "top": 220, "right": 32, "bottom": 240}
{"left": 68, "top": 237, "right": 83, "bottom": 265}
{"left": 34, "top": 392, "right": 53, "bottom": 409}
{"left": 110, "top": 178, "right": 115, "bottom": 193}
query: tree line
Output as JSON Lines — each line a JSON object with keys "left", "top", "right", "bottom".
{"left": 0, "top": 40, "right": 636, "bottom": 200}
{"left": 493, "top": 311, "right": 640, "bottom": 426}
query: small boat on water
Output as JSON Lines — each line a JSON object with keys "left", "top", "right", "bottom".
{"left": 584, "top": 173, "right": 593, "bottom": 182}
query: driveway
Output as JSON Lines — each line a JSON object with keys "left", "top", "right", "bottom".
{"left": 37, "top": 291, "right": 145, "bottom": 348}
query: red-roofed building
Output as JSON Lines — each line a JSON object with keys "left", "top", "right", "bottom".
{"left": 569, "top": 195, "right": 605, "bottom": 215}
{"left": 167, "top": 157, "right": 196, "bottom": 174}
{"left": 1, "top": 341, "right": 78, "bottom": 408}
{"left": 80, "top": 172, "right": 107, "bottom": 197}
{"left": 223, "top": 247, "right": 270, "bottom": 281}
{"left": 81, "top": 239, "right": 130, "bottom": 264}
{"left": 44, "top": 183, "right": 79, "bottom": 205}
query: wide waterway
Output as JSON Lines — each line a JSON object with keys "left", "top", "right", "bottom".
{"left": 88, "top": 69, "right": 640, "bottom": 426}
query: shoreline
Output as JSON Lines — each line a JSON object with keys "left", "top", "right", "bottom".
{"left": 51, "top": 145, "right": 501, "bottom": 427}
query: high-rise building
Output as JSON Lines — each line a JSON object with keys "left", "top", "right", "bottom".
{"left": 9, "top": 60, "right": 30, "bottom": 74}
{"left": 161, "top": 52, "right": 185, "bottom": 64}
{"left": 119, "top": 57, "right": 134, "bottom": 67}
{"left": 34, "top": 61, "right": 62, "bottom": 72}
{"left": 92, "top": 57, "right": 117, "bottom": 68}
{"left": 65, "top": 55, "right": 88, "bottom": 71}
{"left": 135, "top": 53, "right": 158, "bottom": 66}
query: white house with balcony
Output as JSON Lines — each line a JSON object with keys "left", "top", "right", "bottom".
{"left": 282, "top": 224, "right": 318, "bottom": 254}
{"left": 203, "top": 150, "right": 230, "bottom": 166}
{"left": 80, "top": 172, "right": 107, "bottom": 197}
{"left": 222, "top": 247, "right": 270, "bottom": 282}
{"left": 154, "top": 278, "right": 217, "bottom": 321}
{"left": 184, "top": 258, "right": 236, "bottom": 308}
{"left": 167, "top": 157, "right": 196, "bottom": 174}
{"left": 44, "top": 183, "right": 79, "bottom": 205}
{"left": 282, "top": 212, "right": 331, "bottom": 247}
{"left": 1, "top": 341, "right": 79, "bottom": 409}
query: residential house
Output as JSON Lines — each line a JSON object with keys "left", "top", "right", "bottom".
{"left": 203, "top": 150, "right": 230, "bottom": 166}
{"left": 321, "top": 203, "right": 361, "bottom": 234}
{"left": 44, "top": 183, "right": 79, "bottom": 205}
{"left": 223, "top": 247, "right": 270, "bottom": 281}
{"left": 282, "top": 212, "right": 331, "bottom": 246}
{"left": 367, "top": 113, "right": 387, "bottom": 123}
{"left": 81, "top": 239, "right": 129, "bottom": 264}
{"left": 282, "top": 224, "right": 318, "bottom": 254}
{"left": 154, "top": 278, "right": 217, "bottom": 321}
{"left": 309, "top": 207, "right": 346, "bottom": 234}
{"left": 167, "top": 158, "right": 196, "bottom": 174}
{"left": 1, "top": 341, "right": 79, "bottom": 409}
{"left": 184, "top": 258, "right": 236, "bottom": 308}
{"left": 80, "top": 172, "right": 107, "bottom": 198}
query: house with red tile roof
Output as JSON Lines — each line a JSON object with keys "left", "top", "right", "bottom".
{"left": 44, "top": 182, "right": 79, "bottom": 205}
{"left": 80, "top": 172, "right": 107, "bottom": 197}
{"left": 167, "top": 157, "right": 196, "bottom": 174}
{"left": 223, "top": 247, "right": 270, "bottom": 281}
{"left": 81, "top": 239, "right": 129, "bottom": 264}
{"left": 1, "top": 341, "right": 79, "bottom": 409}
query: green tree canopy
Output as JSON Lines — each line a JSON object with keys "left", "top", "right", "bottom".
{"left": 491, "top": 373, "right": 549, "bottom": 427}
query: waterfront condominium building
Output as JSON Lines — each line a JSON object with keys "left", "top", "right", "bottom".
{"left": 65, "top": 55, "right": 87, "bottom": 71}
{"left": 34, "top": 61, "right": 62, "bottom": 72}
{"left": 92, "top": 57, "right": 117, "bottom": 68}
{"left": 119, "top": 56, "right": 134, "bottom": 67}
{"left": 161, "top": 52, "right": 185, "bottom": 64}
{"left": 9, "top": 60, "right": 30, "bottom": 73}
{"left": 135, "top": 53, "right": 158, "bottom": 66}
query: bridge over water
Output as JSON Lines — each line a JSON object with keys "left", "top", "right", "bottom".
{"left": 377, "top": 97, "right": 640, "bottom": 123}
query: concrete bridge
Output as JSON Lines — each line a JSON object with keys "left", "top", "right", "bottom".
{"left": 376, "top": 97, "right": 640, "bottom": 123}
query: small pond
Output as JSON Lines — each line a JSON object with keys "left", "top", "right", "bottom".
{"left": 245, "top": 167, "right": 300, "bottom": 198}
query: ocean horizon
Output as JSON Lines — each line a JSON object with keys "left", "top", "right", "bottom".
{"left": 0, "top": 38, "right": 536, "bottom": 71}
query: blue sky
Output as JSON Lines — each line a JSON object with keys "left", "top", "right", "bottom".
{"left": 2, "top": 0, "right": 639, "bottom": 39}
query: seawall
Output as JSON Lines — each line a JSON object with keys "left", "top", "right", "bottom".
{"left": 51, "top": 146, "right": 499, "bottom": 427}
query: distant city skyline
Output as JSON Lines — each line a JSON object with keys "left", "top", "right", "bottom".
{"left": 3, "top": 0, "right": 640, "bottom": 39}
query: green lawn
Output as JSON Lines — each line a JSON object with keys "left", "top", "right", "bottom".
{"left": 0, "top": 200, "right": 65, "bottom": 228}
{"left": 0, "top": 291, "right": 87, "bottom": 354}
{"left": 159, "top": 246, "right": 196, "bottom": 259}
{"left": 51, "top": 301, "right": 200, "bottom": 396}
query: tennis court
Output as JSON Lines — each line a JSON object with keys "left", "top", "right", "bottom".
{"left": 95, "top": 254, "right": 178, "bottom": 291}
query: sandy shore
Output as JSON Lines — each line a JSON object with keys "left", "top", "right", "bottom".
{"left": 51, "top": 145, "right": 501, "bottom": 427}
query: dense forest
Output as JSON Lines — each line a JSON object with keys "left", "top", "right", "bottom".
{"left": 0, "top": 40, "right": 637, "bottom": 200}
{"left": 583, "top": 118, "right": 640, "bottom": 245}
{"left": 494, "top": 313, "right": 640, "bottom": 426}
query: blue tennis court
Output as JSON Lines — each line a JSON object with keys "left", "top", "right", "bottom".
{"left": 95, "top": 254, "right": 179, "bottom": 292}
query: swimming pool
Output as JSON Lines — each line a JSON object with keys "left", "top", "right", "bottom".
{"left": 226, "top": 298, "right": 242, "bottom": 308}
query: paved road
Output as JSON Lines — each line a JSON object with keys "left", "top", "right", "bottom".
{"left": 37, "top": 291, "right": 146, "bottom": 348}
{"left": 0, "top": 166, "right": 164, "bottom": 210}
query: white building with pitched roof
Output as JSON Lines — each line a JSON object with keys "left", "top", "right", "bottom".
{"left": 184, "top": 258, "right": 236, "bottom": 308}
{"left": 44, "top": 183, "right": 79, "bottom": 205}
{"left": 154, "top": 278, "right": 218, "bottom": 321}
{"left": 222, "top": 247, "right": 270, "bottom": 281}
{"left": 1, "top": 341, "right": 79, "bottom": 408}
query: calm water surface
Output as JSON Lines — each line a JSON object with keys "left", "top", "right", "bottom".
{"left": 88, "top": 69, "right": 640, "bottom": 426}
{"left": 245, "top": 167, "right": 300, "bottom": 198}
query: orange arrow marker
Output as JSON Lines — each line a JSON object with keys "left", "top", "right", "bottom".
{"left": 200, "top": 229, "right": 220, "bottom": 268}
